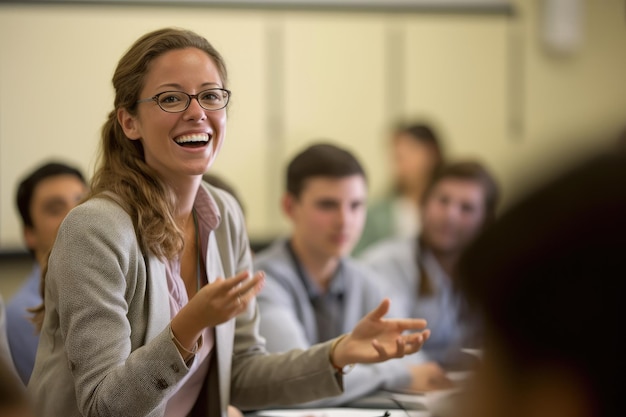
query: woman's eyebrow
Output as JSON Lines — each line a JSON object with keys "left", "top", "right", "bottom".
{"left": 155, "top": 81, "right": 222, "bottom": 90}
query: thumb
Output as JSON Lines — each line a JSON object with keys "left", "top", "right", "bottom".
{"left": 366, "top": 298, "right": 390, "bottom": 321}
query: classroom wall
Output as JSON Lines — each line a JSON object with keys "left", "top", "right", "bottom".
{"left": 1, "top": 0, "right": 625, "bottom": 251}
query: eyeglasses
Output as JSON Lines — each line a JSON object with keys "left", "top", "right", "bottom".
{"left": 136, "top": 88, "right": 231, "bottom": 113}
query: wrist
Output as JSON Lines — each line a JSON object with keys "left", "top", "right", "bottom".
{"left": 329, "top": 334, "right": 354, "bottom": 374}
{"left": 171, "top": 309, "right": 203, "bottom": 351}
{"left": 169, "top": 325, "right": 203, "bottom": 364}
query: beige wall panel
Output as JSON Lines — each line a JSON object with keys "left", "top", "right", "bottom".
{"left": 403, "top": 15, "right": 510, "bottom": 198}
{"left": 278, "top": 12, "right": 389, "bottom": 232}
{"left": 506, "top": 0, "right": 626, "bottom": 201}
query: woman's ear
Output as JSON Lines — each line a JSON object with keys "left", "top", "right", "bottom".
{"left": 117, "top": 108, "right": 141, "bottom": 140}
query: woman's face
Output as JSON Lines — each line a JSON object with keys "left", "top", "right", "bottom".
{"left": 391, "top": 133, "right": 438, "bottom": 194}
{"left": 119, "top": 47, "right": 227, "bottom": 183}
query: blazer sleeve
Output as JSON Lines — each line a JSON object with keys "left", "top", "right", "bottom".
{"left": 45, "top": 201, "right": 191, "bottom": 417}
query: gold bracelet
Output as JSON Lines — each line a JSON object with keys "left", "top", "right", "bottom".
{"left": 170, "top": 327, "right": 203, "bottom": 360}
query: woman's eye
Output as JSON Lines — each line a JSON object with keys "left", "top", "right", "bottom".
{"left": 160, "top": 94, "right": 182, "bottom": 103}
{"left": 201, "top": 92, "right": 219, "bottom": 102}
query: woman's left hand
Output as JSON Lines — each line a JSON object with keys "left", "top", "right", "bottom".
{"left": 331, "top": 298, "right": 429, "bottom": 368}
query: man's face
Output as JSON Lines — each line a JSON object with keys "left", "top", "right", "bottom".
{"left": 285, "top": 175, "right": 367, "bottom": 260}
{"left": 24, "top": 174, "right": 87, "bottom": 264}
{"left": 421, "top": 177, "right": 486, "bottom": 256}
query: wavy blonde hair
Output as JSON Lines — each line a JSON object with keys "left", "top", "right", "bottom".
{"left": 91, "top": 27, "right": 228, "bottom": 259}
{"left": 31, "top": 28, "right": 228, "bottom": 329}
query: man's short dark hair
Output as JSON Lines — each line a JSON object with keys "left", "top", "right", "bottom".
{"left": 457, "top": 150, "right": 626, "bottom": 417}
{"left": 286, "top": 143, "right": 366, "bottom": 198}
{"left": 16, "top": 161, "right": 86, "bottom": 228}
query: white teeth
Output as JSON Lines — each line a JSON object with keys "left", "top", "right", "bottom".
{"left": 175, "top": 133, "right": 209, "bottom": 144}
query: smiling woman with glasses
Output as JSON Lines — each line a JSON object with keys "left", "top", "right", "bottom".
{"left": 26, "top": 27, "right": 430, "bottom": 417}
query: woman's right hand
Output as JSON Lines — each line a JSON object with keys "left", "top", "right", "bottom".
{"left": 170, "top": 270, "right": 265, "bottom": 352}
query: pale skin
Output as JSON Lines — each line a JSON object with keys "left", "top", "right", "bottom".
{"left": 391, "top": 132, "right": 439, "bottom": 203}
{"left": 118, "top": 46, "right": 429, "bottom": 379}
{"left": 420, "top": 178, "right": 487, "bottom": 276}
{"left": 283, "top": 175, "right": 368, "bottom": 292}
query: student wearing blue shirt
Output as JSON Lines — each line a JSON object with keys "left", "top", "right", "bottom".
{"left": 7, "top": 162, "right": 87, "bottom": 384}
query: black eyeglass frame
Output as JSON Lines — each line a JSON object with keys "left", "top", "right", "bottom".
{"left": 136, "top": 88, "right": 231, "bottom": 113}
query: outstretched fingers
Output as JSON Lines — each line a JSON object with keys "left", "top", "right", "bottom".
{"left": 371, "top": 336, "right": 406, "bottom": 360}
{"left": 371, "top": 331, "right": 428, "bottom": 359}
{"left": 391, "top": 318, "right": 428, "bottom": 332}
{"left": 402, "top": 330, "right": 429, "bottom": 354}
{"left": 366, "top": 298, "right": 391, "bottom": 322}
{"left": 227, "top": 271, "right": 265, "bottom": 308}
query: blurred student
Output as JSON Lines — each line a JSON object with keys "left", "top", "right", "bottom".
{"left": 255, "top": 143, "right": 440, "bottom": 406}
{"left": 361, "top": 161, "right": 499, "bottom": 378}
{"left": 6, "top": 162, "right": 87, "bottom": 384}
{"left": 354, "top": 122, "right": 444, "bottom": 255}
{"left": 456, "top": 149, "right": 625, "bottom": 417}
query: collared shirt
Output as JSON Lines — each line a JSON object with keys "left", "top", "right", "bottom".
{"left": 285, "top": 241, "right": 346, "bottom": 342}
{"left": 164, "top": 185, "right": 219, "bottom": 417}
{"left": 6, "top": 263, "right": 41, "bottom": 384}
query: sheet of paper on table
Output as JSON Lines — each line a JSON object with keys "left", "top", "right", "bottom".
{"left": 256, "top": 408, "right": 429, "bottom": 417}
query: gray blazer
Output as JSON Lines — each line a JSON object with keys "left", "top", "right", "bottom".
{"left": 28, "top": 184, "right": 342, "bottom": 417}
{"left": 254, "top": 239, "right": 415, "bottom": 407}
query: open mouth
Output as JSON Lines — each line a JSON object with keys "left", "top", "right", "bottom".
{"left": 174, "top": 133, "right": 210, "bottom": 148}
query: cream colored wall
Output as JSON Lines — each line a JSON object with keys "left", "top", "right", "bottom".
{"left": 1, "top": 1, "right": 625, "bottom": 250}
{"left": 502, "top": 0, "right": 626, "bottom": 202}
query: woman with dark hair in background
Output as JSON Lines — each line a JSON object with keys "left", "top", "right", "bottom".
{"left": 354, "top": 122, "right": 444, "bottom": 255}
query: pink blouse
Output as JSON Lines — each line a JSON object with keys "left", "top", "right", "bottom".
{"left": 164, "top": 186, "right": 220, "bottom": 417}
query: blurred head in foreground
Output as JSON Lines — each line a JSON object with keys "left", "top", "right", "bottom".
{"left": 457, "top": 148, "right": 625, "bottom": 417}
